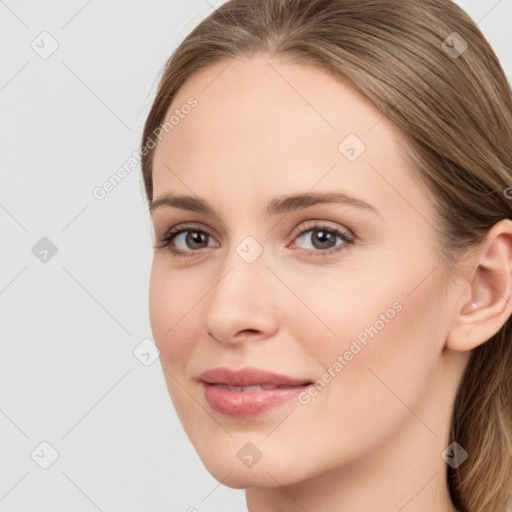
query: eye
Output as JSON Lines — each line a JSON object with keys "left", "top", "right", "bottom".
{"left": 154, "top": 223, "right": 219, "bottom": 258}
{"left": 154, "top": 221, "right": 355, "bottom": 258}
{"left": 289, "top": 222, "right": 354, "bottom": 257}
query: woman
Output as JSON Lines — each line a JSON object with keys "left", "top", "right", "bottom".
{"left": 140, "top": 1, "right": 512, "bottom": 511}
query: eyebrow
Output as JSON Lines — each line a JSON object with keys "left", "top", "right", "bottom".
{"left": 149, "top": 190, "right": 379, "bottom": 216}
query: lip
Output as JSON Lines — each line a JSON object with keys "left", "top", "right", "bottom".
{"left": 199, "top": 366, "right": 312, "bottom": 387}
{"left": 199, "top": 366, "right": 313, "bottom": 418}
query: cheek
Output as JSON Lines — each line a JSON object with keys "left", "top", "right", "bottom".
{"left": 295, "top": 243, "right": 445, "bottom": 359}
{"left": 295, "top": 261, "right": 446, "bottom": 435}
{"left": 148, "top": 262, "right": 205, "bottom": 427}
{"left": 149, "top": 261, "right": 197, "bottom": 371}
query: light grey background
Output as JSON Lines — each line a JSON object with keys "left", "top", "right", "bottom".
{"left": 1, "top": 1, "right": 510, "bottom": 511}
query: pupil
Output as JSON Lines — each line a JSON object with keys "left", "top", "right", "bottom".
{"left": 188, "top": 231, "right": 206, "bottom": 248}
{"left": 314, "top": 230, "right": 335, "bottom": 249}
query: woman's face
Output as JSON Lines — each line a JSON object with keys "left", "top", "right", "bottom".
{"left": 149, "top": 54, "right": 464, "bottom": 488}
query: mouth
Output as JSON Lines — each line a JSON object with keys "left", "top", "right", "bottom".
{"left": 201, "top": 382, "right": 312, "bottom": 417}
{"left": 198, "top": 366, "right": 312, "bottom": 387}
{"left": 210, "top": 383, "right": 311, "bottom": 392}
{"left": 198, "top": 367, "right": 314, "bottom": 417}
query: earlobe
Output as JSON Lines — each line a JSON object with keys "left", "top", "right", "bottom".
{"left": 445, "top": 219, "right": 512, "bottom": 352}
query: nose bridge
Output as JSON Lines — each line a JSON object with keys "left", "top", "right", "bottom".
{"left": 203, "top": 231, "right": 279, "bottom": 342}
{"left": 211, "top": 233, "right": 270, "bottom": 309}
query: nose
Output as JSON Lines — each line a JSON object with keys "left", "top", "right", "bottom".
{"left": 203, "top": 244, "right": 281, "bottom": 346}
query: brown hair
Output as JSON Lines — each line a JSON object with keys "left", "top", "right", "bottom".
{"left": 140, "top": 1, "right": 512, "bottom": 510}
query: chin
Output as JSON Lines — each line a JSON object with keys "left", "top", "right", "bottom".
{"left": 203, "top": 462, "right": 296, "bottom": 489}
{"left": 194, "top": 441, "right": 311, "bottom": 489}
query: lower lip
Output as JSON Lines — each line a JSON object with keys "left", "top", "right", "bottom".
{"left": 202, "top": 382, "right": 309, "bottom": 417}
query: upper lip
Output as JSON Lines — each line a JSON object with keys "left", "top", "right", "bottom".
{"left": 199, "top": 367, "right": 312, "bottom": 387}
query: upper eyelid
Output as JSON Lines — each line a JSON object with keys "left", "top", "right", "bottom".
{"left": 163, "top": 219, "right": 350, "bottom": 235}
{"left": 290, "top": 220, "right": 353, "bottom": 237}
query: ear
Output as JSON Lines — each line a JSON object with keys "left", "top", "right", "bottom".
{"left": 446, "top": 219, "right": 512, "bottom": 351}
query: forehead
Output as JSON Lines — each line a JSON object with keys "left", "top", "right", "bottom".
{"left": 154, "top": 54, "right": 394, "bottom": 157}
{"left": 151, "top": 55, "right": 427, "bottom": 222}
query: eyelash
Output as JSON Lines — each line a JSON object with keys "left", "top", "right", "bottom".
{"left": 154, "top": 222, "right": 355, "bottom": 259}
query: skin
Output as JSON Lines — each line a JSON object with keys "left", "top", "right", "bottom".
{"left": 148, "top": 54, "right": 512, "bottom": 512}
